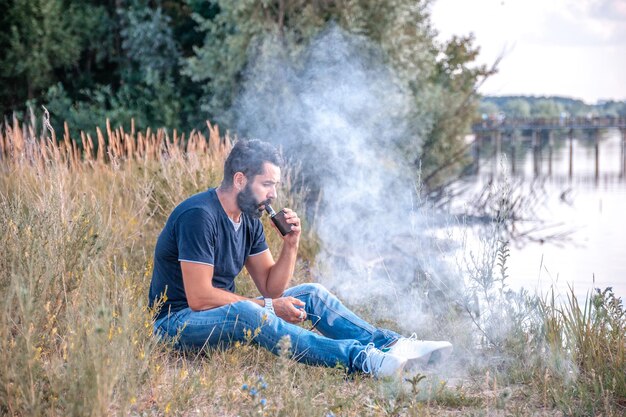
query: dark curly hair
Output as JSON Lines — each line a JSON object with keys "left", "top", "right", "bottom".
{"left": 222, "top": 139, "right": 283, "bottom": 187}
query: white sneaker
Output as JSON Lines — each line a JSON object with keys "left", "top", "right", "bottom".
{"left": 386, "top": 334, "right": 453, "bottom": 368}
{"left": 360, "top": 344, "right": 407, "bottom": 378}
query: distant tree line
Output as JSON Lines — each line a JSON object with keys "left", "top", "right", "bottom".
{"left": 480, "top": 96, "right": 626, "bottom": 119}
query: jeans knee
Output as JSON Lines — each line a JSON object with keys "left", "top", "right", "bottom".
{"left": 292, "top": 282, "right": 331, "bottom": 300}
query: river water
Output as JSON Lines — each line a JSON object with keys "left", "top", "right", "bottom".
{"left": 458, "top": 129, "right": 626, "bottom": 301}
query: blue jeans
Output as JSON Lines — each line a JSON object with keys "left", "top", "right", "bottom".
{"left": 154, "top": 283, "right": 401, "bottom": 372}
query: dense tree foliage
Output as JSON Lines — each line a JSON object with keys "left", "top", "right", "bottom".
{"left": 1, "top": 0, "right": 493, "bottom": 187}
{"left": 0, "top": 0, "right": 208, "bottom": 135}
{"left": 185, "top": 1, "right": 492, "bottom": 186}
{"left": 1, "top": 0, "right": 84, "bottom": 105}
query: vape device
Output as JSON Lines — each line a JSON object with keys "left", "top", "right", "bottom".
{"left": 264, "top": 204, "right": 292, "bottom": 236}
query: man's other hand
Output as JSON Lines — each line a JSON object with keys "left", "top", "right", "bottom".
{"left": 272, "top": 297, "right": 307, "bottom": 323}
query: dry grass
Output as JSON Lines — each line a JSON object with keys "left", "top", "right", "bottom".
{"left": 0, "top": 115, "right": 624, "bottom": 416}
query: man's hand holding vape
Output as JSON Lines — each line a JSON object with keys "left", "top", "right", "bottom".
{"left": 277, "top": 207, "right": 301, "bottom": 247}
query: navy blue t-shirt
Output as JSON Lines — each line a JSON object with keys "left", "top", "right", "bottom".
{"left": 149, "top": 188, "right": 268, "bottom": 319}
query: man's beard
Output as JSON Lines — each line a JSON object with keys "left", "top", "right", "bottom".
{"left": 237, "top": 184, "right": 270, "bottom": 219}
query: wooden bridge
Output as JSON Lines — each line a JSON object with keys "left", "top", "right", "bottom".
{"left": 472, "top": 116, "right": 626, "bottom": 132}
{"left": 470, "top": 116, "right": 626, "bottom": 180}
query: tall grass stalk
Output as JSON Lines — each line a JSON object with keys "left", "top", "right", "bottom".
{"left": 536, "top": 286, "right": 626, "bottom": 415}
{"left": 0, "top": 115, "right": 232, "bottom": 416}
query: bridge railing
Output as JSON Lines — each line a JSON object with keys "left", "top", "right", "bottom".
{"left": 472, "top": 116, "right": 626, "bottom": 132}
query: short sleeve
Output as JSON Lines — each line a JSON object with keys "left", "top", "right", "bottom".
{"left": 175, "top": 209, "right": 216, "bottom": 266}
{"left": 249, "top": 219, "right": 268, "bottom": 256}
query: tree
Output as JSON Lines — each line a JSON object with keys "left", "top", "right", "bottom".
{"left": 185, "top": 0, "right": 490, "bottom": 188}
{"left": 40, "top": 0, "right": 199, "bottom": 137}
{"left": 115, "top": 1, "right": 184, "bottom": 129}
{"left": 0, "top": 0, "right": 84, "bottom": 114}
{"left": 531, "top": 99, "right": 563, "bottom": 118}
{"left": 420, "top": 33, "right": 494, "bottom": 188}
{"left": 183, "top": 0, "right": 328, "bottom": 127}
{"left": 504, "top": 99, "right": 531, "bottom": 118}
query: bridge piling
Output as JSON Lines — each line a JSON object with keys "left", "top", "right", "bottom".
{"left": 594, "top": 130, "right": 600, "bottom": 183}
{"left": 510, "top": 132, "right": 517, "bottom": 175}
{"left": 548, "top": 131, "right": 553, "bottom": 177}
{"left": 620, "top": 129, "right": 626, "bottom": 179}
{"left": 532, "top": 130, "right": 540, "bottom": 177}
{"left": 474, "top": 134, "right": 481, "bottom": 174}
{"left": 569, "top": 128, "right": 574, "bottom": 180}
{"left": 494, "top": 131, "right": 501, "bottom": 176}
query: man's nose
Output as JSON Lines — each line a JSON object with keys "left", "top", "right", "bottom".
{"left": 268, "top": 186, "right": 277, "bottom": 200}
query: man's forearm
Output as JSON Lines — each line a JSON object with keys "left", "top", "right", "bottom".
{"left": 190, "top": 286, "right": 264, "bottom": 311}
{"left": 265, "top": 241, "right": 298, "bottom": 297}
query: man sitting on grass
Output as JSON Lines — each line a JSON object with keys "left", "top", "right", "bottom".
{"left": 149, "top": 139, "right": 452, "bottom": 378}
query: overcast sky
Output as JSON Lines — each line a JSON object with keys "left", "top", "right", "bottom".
{"left": 430, "top": 0, "right": 626, "bottom": 104}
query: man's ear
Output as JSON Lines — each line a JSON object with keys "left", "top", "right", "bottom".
{"left": 233, "top": 172, "right": 247, "bottom": 191}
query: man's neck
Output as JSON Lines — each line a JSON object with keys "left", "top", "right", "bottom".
{"left": 216, "top": 185, "right": 242, "bottom": 222}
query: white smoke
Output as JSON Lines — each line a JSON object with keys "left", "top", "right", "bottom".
{"left": 235, "top": 26, "right": 463, "bottom": 333}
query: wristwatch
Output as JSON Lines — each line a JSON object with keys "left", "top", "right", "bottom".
{"left": 264, "top": 298, "right": 274, "bottom": 314}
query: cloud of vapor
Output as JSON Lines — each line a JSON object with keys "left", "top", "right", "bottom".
{"left": 234, "top": 25, "right": 464, "bottom": 333}
{"left": 228, "top": 25, "right": 586, "bottom": 386}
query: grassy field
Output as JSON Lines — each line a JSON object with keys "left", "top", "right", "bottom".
{"left": 0, "top": 117, "right": 624, "bottom": 416}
